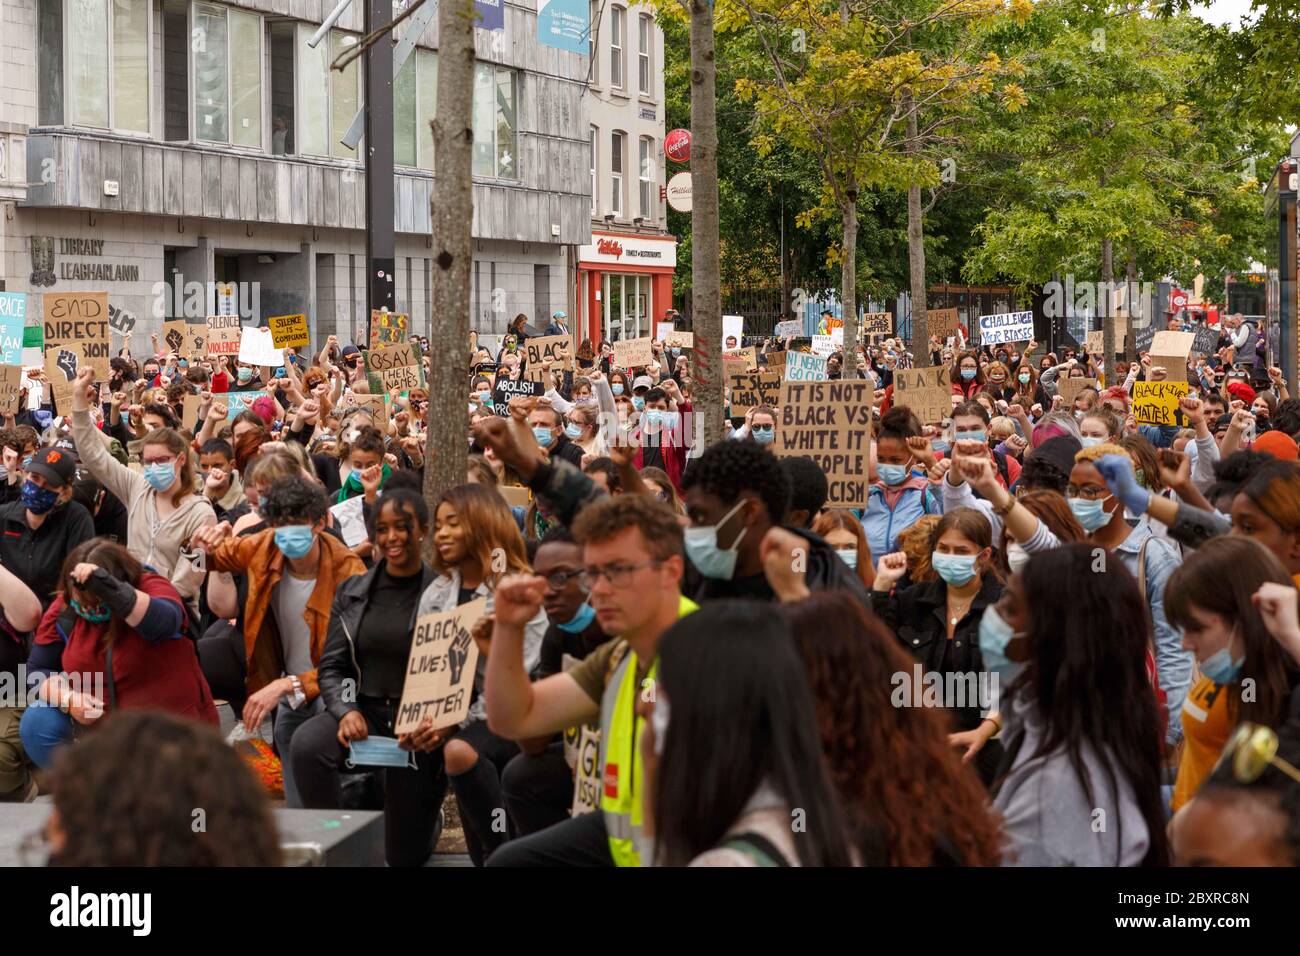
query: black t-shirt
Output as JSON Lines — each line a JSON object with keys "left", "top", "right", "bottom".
{"left": 357, "top": 565, "right": 426, "bottom": 699}
{"left": 537, "top": 619, "right": 612, "bottom": 679}
{"left": 457, "top": 586, "right": 479, "bottom": 607}
{"left": 94, "top": 488, "right": 129, "bottom": 544}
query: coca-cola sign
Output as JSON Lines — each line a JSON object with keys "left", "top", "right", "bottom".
{"left": 665, "top": 129, "right": 691, "bottom": 163}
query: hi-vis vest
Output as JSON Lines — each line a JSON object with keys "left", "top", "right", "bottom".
{"left": 599, "top": 594, "right": 698, "bottom": 867}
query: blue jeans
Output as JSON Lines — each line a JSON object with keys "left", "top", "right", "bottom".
{"left": 19, "top": 702, "right": 77, "bottom": 769}
{"left": 275, "top": 697, "right": 323, "bottom": 808}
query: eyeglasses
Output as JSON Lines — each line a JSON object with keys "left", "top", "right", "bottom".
{"left": 1215, "top": 723, "right": 1300, "bottom": 785}
{"left": 542, "top": 568, "right": 589, "bottom": 592}
{"left": 578, "top": 559, "right": 662, "bottom": 590}
{"left": 1066, "top": 484, "right": 1110, "bottom": 500}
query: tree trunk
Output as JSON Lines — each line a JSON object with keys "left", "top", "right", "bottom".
{"left": 840, "top": 189, "right": 858, "bottom": 355}
{"left": 423, "top": 0, "right": 476, "bottom": 560}
{"left": 689, "top": 0, "right": 723, "bottom": 447}
{"left": 1124, "top": 247, "right": 1137, "bottom": 361}
{"left": 1100, "top": 237, "right": 1114, "bottom": 383}
{"left": 905, "top": 95, "right": 928, "bottom": 356}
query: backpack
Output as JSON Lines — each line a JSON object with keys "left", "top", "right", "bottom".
{"left": 721, "top": 832, "right": 792, "bottom": 867}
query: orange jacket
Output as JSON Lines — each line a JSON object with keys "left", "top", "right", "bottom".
{"left": 209, "top": 529, "right": 365, "bottom": 699}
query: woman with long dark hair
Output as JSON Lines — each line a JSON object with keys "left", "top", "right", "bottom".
{"left": 1164, "top": 536, "right": 1300, "bottom": 811}
{"left": 641, "top": 601, "right": 854, "bottom": 866}
{"left": 785, "top": 592, "right": 1003, "bottom": 865}
{"left": 986, "top": 543, "right": 1169, "bottom": 865}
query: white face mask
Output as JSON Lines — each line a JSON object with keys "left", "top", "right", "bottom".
{"left": 1006, "top": 541, "right": 1030, "bottom": 575}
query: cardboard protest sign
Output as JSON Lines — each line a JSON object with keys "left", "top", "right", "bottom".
{"left": 0, "top": 365, "right": 21, "bottom": 417}
{"left": 810, "top": 335, "right": 837, "bottom": 357}
{"left": 764, "top": 350, "right": 787, "bottom": 376}
{"left": 238, "top": 326, "right": 285, "bottom": 367}
{"left": 492, "top": 377, "right": 544, "bottom": 409}
{"left": 862, "top": 312, "right": 892, "bottom": 337}
{"left": 774, "top": 380, "right": 874, "bottom": 507}
{"left": 723, "top": 346, "right": 758, "bottom": 370}
{"left": 395, "top": 597, "right": 488, "bottom": 734}
{"left": 108, "top": 302, "right": 136, "bottom": 337}
{"left": 892, "top": 365, "right": 953, "bottom": 425}
{"left": 928, "top": 308, "right": 961, "bottom": 338}
{"left": 0, "top": 293, "right": 25, "bottom": 365}
{"left": 369, "top": 310, "right": 409, "bottom": 350}
{"left": 223, "top": 390, "right": 264, "bottom": 420}
{"left": 1134, "top": 325, "right": 1157, "bottom": 355}
{"left": 1151, "top": 331, "right": 1195, "bottom": 359}
{"left": 206, "top": 315, "right": 242, "bottom": 356}
{"left": 43, "top": 291, "right": 111, "bottom": 380}
{"left": 1132, "top": 380, "right": 1189, "bottom": 427}
{"left": 1057, "top": 377, "right": 1097, "bottom": 405}
{"left": 339, "top": 393, "right": 390, "bottom": 431}
{"left": 728, "top": 369, "right": 782, "bottom": 415}
{"left": 44, "top": 347, "right": 82, "bottom": 411}
{"left": 1086, "top": 331, "right": 1103, "bottom": 355}
{"left": 162, "top": 319, "right": 188, "bottom": 355}
{"left": 497, "top": 485, "right": 532, "bottom": 509}
{"left": 181, "top": 392, "right": 203, "bottom": 429}
{"left": 655, "top": 322, "right": 674, "bottom": 342}
{"left": 269, "top": 313, "right": 311, "bottom": 350}
{"left": 785, "top": 351, "right": 828, "bottom": 382}
{"left": 330, "top": 495, "right": 369, "bottom": 547}
{"left": 722, "top": 315, "right": 744, "bottom": 351}
{"left": 664, "top": 330, "right": 694, "bottom": 350}
{"left": 774, "top": 319, "right": 802, "bottom": 340}
{"left": 367, "top": 341, "right": 425, "bottom": 392}
{"left": 570, "top": 725, "right": 602, "bottom": 816}
{"left": 976, "top": 311, "right": 1034, "bottom": 346}
{"left": 612, "top": 336, "right": 655, "bottom": 369}
{"left": 524, "top": 334, "right": 574, "bottom": 372}
{"left": 186, "top": 324, "right": 207, "bottom": 358}
{"left": 1191, "top": 325, "right": 1220, "bottom": 357}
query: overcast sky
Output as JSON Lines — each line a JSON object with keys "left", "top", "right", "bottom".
{"left": 1189, "top": 0, "right": 1260, "bottom": 29}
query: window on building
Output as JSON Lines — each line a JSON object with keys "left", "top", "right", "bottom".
{"left": 330, "top": 32, "right": 361, "bottom": 159}
{"left": 39, "top": 0, "right": 151, "bottom": 133}
{"left": 638, "top": 13, "right": 652, "bottom": 96}
{"left": 610, "top": 130, "right": 624, "bottom": 216}
{"left": 471, "top": 63, "right": 517, "bottom": 179}
{"left": 394, "top": 55, "right": 417, "bottom": 168}
{"left": 588, "top": 1, "right": 599, "bottom": 83}
{"left": 193, "top": 3, "right": 261, "bottom": 147}
{"left": 162, "top": 0, "right": 189, "bottom": 140}
{"left": 295, "top": 25, "right": 363, "bottom": 159}
{"left": 269, "top": 22, "right": 296, "bottom": 154}
{"left": 610, "top": 6, "right": 624, "bottom": 89}
{"left": 590, "top": 126, "right": 598, "bottom": 216}
{"left": 416, "top": 50, "right": 439, "bottom": 170}
{"left": 639, "top": 136, "right": 653, "bottom": 220}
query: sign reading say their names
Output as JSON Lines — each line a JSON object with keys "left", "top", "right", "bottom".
{"left": 44, "top": 291, "right": 111, "bottom": 380}
{"left": 728, "top": 369, "right": 782, "bottom": 415}
{"left": 892, "top": 365, "right": 953, "bottom": 424}
{"left": 269, "top": 313, "right": 311, "bottom": 349}
{"left": 395, "top": 597, "right": 488, "bottom": 734}
{"left": 774, "top": 380, "right": 874, "bottom": 507}
{"left": 976, "top": 311, "right": 1034, "bottom": 346}
{"left": 367, "top": 342, "right": 425, "bottom": 391}
{"left": 785, "top": 351, "right": 828, "bottom": 382}
{"left": 612, "top": 336, "right": 655, "bottom": 370}
{"left": 1132, "top": 380, "right": 1189, "bottom": 427}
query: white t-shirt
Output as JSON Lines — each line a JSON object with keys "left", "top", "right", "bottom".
{"left": 272, "top": 573, "right": 317, "bottom": 678}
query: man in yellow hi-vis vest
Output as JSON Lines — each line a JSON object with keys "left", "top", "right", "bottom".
{"left": 485, "top": 495, "right": 696, "bottom": 867}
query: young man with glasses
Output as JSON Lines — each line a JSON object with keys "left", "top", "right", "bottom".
{"left": 484, "top": 495, "right": 696, "bottom": 866}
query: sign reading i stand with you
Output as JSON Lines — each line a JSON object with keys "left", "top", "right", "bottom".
{"left": 727, "top": 369, "right": 782, "bottom": 415}
{"left": 976, "top": 311, "right": 1034, "bottom": 346}
{"left": 774, "top": 380, "right": 874, "bottom": 507}
{"left": 396, "top": 597, "right": 488, "bottom": 734}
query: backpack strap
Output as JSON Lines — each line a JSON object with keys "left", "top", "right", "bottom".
{"left": 105, "top": 642, "right": 117, "bottom": 712}
{"left": 721, "top": 832, "right": 792, "bottom": 867}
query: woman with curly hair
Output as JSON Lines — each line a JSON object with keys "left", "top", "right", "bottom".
{"left": 785, "top": 592, "right": 1004, "bottom": 865}
{"left": 39, "top": 710, "right": 279, "bottom": 866}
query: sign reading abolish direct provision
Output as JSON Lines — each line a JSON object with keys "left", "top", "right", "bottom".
{"left": 977, "top": 311, "right": 1034, "bottom": 346}
{"left": 396, "top": 597, "right": 487, "bottom": 734}
{"left": 785, "top": 351, "right": 828, "bottom": 382}
{"left": 774, "top": 380, "right": 874, "bottom": 507}
{"left": 928, "top": 308, "right": 961, "bottom": 337}
{"left": 893, "top": 365, "right": 953, "bottom": 425}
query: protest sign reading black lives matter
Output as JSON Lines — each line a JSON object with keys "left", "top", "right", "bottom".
{"left": 893, "top": 365, "right": 953, "bottom": 424}
{"left": 396, "top": 597, "right": 487, "bottom": 734}
{"left": 775, "top": 380, "right": 874, "bottom": 507}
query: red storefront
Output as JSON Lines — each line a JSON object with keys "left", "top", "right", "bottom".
{"left": 576, "top": 232, "right": 677, "bottom": 346}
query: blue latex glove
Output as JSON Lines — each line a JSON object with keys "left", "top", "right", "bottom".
{"left": 1094, "top": 453, "right": 1149, "bottom": 516}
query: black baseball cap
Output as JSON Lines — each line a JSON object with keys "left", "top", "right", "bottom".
{"left": 28, "top": 446, "right": 76, "bottom": 488}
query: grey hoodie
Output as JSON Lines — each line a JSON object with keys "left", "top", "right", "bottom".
{"left": 993, "top": 692, "right": 1152, "bottom": 866}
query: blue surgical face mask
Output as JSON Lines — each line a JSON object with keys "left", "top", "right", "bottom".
{"left": 877, "top": 462, "right": 911, "bottom": 486}
{"left": 1202, "top": 629, "right": 1244, "bottom": 684}
{"left": 1079, "top": 436, "right": 1104, "bottom": 448}
{"left": 683, "top": 499, "right": 748, "bottom": 580}
{"left": 954, "top": 430, "right": 987, "bottom": 444}
{"left": 346, "top": 736, "right": 417, "bottom": 770}
{"left": 931, "top": 439, "right": 951, "bottom": 455}
{"left": 932, "top": 553, "right": 979, "bottom": 587}
{"left": 237, "top": 368, "right": 253, "bottom": 383}
{"left": 556, "top": 601, "right": 596, "bottom": 634}
{"left": 564, "top": 423, "right": 584, "bottom": 440}
{"left": 274, "top": 524, "right": 316, "bottom": 560}
{"left": 752, "top": 426, "right": 774, "bottom": 445}
{"left": 20, "top": 479, "right": 59, "bottom": 515}
{"left": 143, "top": 460, "right": 178, "bottom": 492}
{"left": 1068, "top": 495, "right": 1114, "bottom": 532}
{"left": 1018, "top": 373, "right": 1031, "bottom": 384}
{"left": 978, "top": 605, "right": 1025, "bottom": 683}
{"left": 836, "top": 548, "right": 858, "bottom": 570}
{"left": 645, "top": 409, "right": 664, "bottom": 428}
{"left": 533, "top": 426, "right": 555, "bottom": 448}
{"left": 632, "top": 396, "right": 645, "bottom": 411}
{"left": 960, "top": 368, "right": 977, "bottom": 381}
{"left": 612, "top": 383, "right": 625, "bottom": 396}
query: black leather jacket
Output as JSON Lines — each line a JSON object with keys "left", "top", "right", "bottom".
{"left": 318, "top": 561, "right": 436, "bottom": 722}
